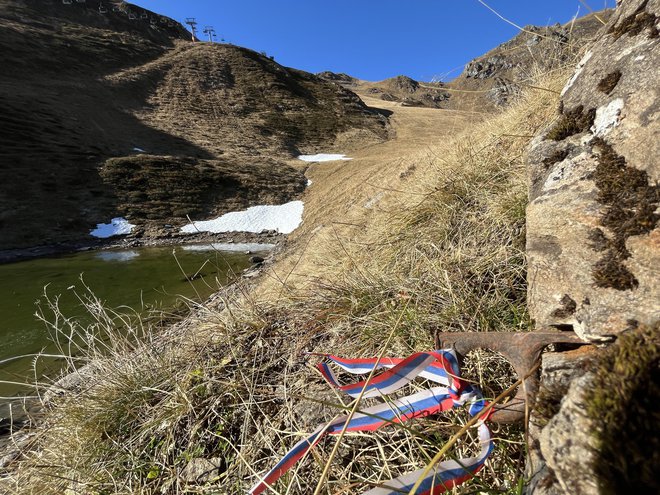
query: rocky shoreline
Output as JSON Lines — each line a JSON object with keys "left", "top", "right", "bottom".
{"left": 0, "top": 229, "right": 285, "bottom": 265}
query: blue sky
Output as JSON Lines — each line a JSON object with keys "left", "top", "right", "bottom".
{"left": 130, "top": 0, "right": 615, "bottom": 82}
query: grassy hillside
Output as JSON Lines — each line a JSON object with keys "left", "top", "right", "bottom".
{"left": 446, "top": 11, "right": 611, "bottom": 111}
{"left": 318, "top": 72, "right": 450, "bottom": 109}
{"left": 0, "top": 63, "right": 572, "bottom": 494}
{"left": 0, "top": 0, "right": 388, "bottom": 250}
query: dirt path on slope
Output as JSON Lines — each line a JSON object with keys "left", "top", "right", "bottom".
{"left": 259, "top": 98, "right": 483, "bottom": 296}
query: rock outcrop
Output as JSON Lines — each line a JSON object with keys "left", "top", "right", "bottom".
{"left": 464, "top": 55, "right": 513, "bottom": 79}
{"left": 525, "top": 0, "right": 659, "bottom": 493}
{"left": 449, "top": 12, "right": 611, "bottom": 110}
{"left": 526, "top": 0, "right": 659, "bottom": 342}
{"left": 526, "top": 349, "right": 597, "bottom": 495}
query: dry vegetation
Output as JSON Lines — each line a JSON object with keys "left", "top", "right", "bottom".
{"left": 0, "top": 60, "right": 576, "bottom": 494}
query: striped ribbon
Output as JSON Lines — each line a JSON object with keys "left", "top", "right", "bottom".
{"left": 249, "top": 350, "right": 493, "bottom": 495}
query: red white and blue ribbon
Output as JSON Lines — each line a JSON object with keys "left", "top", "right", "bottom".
{"left": 249, "top": 350, "right": 493, "bottom": 495}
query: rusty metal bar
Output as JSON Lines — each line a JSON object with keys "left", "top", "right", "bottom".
{"left": 437, "top": 330, "right": 586, "bottom": 423}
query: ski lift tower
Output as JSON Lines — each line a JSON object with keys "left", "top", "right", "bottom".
{"left": 203, "top": 26, "right": 216, "bottom": 43}
{"left": 185, "top": 18, "right": 198, "bottom": 41}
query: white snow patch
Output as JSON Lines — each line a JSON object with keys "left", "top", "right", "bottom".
{"left": 561, "top": 50, "right": 592, "bottom": 96}
{"left": 297, "top": 154, "right": 352, "bottom": 162}
{"left": 181, "top": 201, "right": 304, "bottom": 235}
{"left": 96, "top": 250, "right": 140, "bottom": 262}
{"left": 182, "top": 243, "right": 276, "bottom": 252}
{"left": 133, "top": 147, "right": 146, "bottom": 153}
{"left": 90, "top": 217, "right": 136, "bottom": 238}
{"left": 635, "top": 55, "right": 646, "bottom": 61}
{"left": 591, "top": 98, "right": 624, "bottom": 137}
{"left": 306, "top": 178, "right": 313, "bottom": 186}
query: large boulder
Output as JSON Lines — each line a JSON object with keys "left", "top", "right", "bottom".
{"left": 525, "top": 1, "right": 659, "bottom": 493}
{"left": 526, "top": 0, "right": 659, "bottom": 342}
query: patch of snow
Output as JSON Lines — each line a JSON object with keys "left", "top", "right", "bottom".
{"left": 561, "top": 50, "right": 592, "bottom": 96}
{"left": 95, "top": 250, "right": 140, "bottom": 262}
{"left": 306, "top": 178, "right": 313, "bottom": 186}
{"left": 90, "top": 217, "right": 136, "bottom": 238}
{"left": 181, "top": 243, "right": 276, "bottom": 252}
{"left": 297, "top": 154, "right": 352, "bottom": 162}
{"left": 591, "top": 98, "right": 624, "bottom": 137}
{"left": 181, "top": 201, "right": 304, "bottom": 235}
{"left": 635, "top": 55, "right": 646, "bottom": 61}
{"left": 133, "top": 147, "right": 146, "bottom": 153}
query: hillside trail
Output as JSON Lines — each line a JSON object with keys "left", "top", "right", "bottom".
{"left": 258, "top": 96, "right": 486, "bottom": 298}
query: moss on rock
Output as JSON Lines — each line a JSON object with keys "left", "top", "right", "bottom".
{"left": 585, "top": 323, "right": 660, "bottom": 494}
{"left": 589, "top": 137, "right": 659, "bottom": 290}
{"left": 546, "top": 105, "right": 596, "bottom": 141}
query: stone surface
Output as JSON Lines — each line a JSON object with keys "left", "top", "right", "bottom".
{"left": 539, "top": 373, "right": 600, "bottom": 494}
{"left": 525, "top": 348, "right": 596, "bottom": 495}
{"left": 526, "top": 0, "right": 659, "bottom": 342}
{"left": 181, "top": 457, "right": 224, "bottom": 484}
{"left": 525, "top": 2, "right": 659, "bottom": 493}
{"left": 465, "top": 56, "right": 514, "bottom": 79}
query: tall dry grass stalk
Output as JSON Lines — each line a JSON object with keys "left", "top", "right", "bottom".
{"left": 1, "top": 62, "right": 573, "bottom": 494}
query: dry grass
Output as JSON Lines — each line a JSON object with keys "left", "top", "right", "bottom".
{"left": 1, "top": 63, "right": 572, "bottom": 494}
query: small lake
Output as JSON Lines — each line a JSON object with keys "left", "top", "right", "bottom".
{"left": 0, "top": 244, "right": 270, "bottom": 401}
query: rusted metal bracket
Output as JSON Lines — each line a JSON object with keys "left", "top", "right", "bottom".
{"left": 437, "top": 330, "right": 587, "bottom": 423}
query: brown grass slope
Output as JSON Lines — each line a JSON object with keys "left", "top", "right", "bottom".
{"left": 0, "top": 0, "right": 388, "bottom": 250}
{"left": 318, "top": 72, "right": 450, "bottom": 109}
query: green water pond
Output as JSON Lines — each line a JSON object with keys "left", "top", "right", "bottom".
{"left": 0, "top": 244, "right": 269, "bottom": 400}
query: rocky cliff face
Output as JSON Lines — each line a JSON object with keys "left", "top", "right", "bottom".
{"left": 448, "top": 12, "right": 611, "bottom": 110}
{"left": 526, "top": 0, "right": 658, "bottom": 342}
{"left": 525, "top": 0, "right": 659, "bottom": 492}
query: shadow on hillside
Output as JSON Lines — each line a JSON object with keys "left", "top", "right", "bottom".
{"left": 366, "top": 106, "right": 394, "bottom": 118}
{"left": 0, "top": 80, "right": 216, "bottom": 250}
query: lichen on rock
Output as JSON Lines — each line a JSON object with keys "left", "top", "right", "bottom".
{"left": 526, "top": 0, "right": 659, "bottom": 342}
{"left": 525, "top": 1, "right": 659, "bottom": 493}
